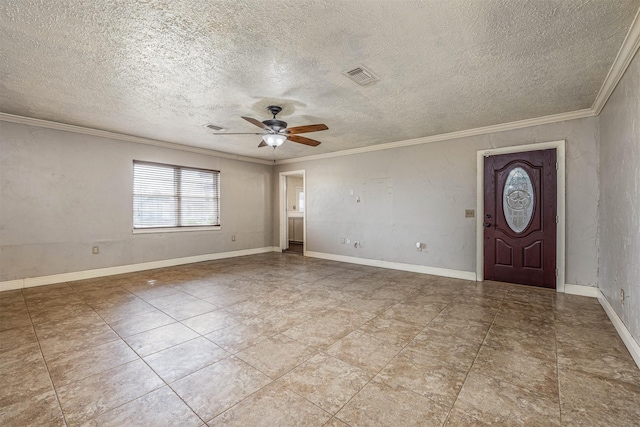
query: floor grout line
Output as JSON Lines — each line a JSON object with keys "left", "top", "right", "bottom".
{"left": 4, "top": 254, "right": 636, "bottom": 426}
{"left": 100, "top": 314, "right": 210, "bottom": 426}
{"left": 554, "top": 301, "right": 564, "bottom": 424}
{"left": 441, "top": 285, "right": 507, "bottom": 425}
{"left": 21, "top": 287, "right": 71, "bottom": 427}
{"left": 316, "top": 285, "right": 469, "bottom": 424}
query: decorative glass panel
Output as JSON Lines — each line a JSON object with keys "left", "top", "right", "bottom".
{"left": 503, "top": 167, "right": 534, "bottom": 233}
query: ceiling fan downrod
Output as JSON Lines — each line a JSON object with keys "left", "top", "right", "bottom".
{"left": 266, "top": 105, "right": 282, "bottom": 119}
{"left": 262, "top": 106, "right": 287, "bottom": 132}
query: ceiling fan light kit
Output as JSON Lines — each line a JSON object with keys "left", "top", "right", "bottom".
{"left": 262, "top": 133, "right": 287, "bottom": 147}
{"left": 211, "top": 105, "right": 328, "bottom": 149}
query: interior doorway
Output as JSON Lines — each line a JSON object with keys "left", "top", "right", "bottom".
{"left": 279, "top": 170, "right": 306, "bottom": 255}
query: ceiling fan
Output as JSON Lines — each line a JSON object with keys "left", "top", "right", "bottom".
{"left": 211, "top": 105, "right": 328, "bottom": 148}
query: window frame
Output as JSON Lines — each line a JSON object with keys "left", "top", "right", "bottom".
{"left": 132, "top": 160, "right": 221, "bottom": 233}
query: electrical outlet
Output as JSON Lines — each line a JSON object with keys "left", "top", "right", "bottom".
{"left": 465, "top": 209, "right": 475, "bottom": 218}
{"left": 231, "top": 235, "right": 236, "bottom": 242}
{"left": 349, "top": 189, "right": 354, "bottom": 196}
{"left": 341, "top": 237, "right": 345, "bottom": 244}
{"left": 92, "top": 246, "right": 99, "bottom": 254}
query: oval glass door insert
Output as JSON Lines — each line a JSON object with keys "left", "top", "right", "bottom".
{"left": 503, "top": 167, "right": 534, "bottom": 233}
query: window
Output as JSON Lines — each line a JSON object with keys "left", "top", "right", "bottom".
{"left": 133, "top": 161, "right": 220, "bottom": 230}
{"left": 296, "top": 186, "right": 305, "bottom": 213}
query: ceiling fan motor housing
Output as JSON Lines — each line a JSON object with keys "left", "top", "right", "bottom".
{"left": 263, "top": 106, "right": 287, "bottom": 132}
{"left": 262, "top": 118, "right": 288, "bottom": 132}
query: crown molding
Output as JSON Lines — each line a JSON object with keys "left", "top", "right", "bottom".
{"left": 275, "top": 108, "right": 595, "bottom": 165}
{"left": 592, "top": 7, "right": 640, "bottom": 114}
{"left": 1, "top": 108, "right": 597, "bottom": 168}
{"left": 0, "top": 112, "right": 273, "bottom": 166}
{"left": 2, "top": 9, "right": 637, "bottom": 167}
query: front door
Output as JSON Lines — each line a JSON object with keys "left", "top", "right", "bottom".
{"left": 484, "top": 149, "right": 557, "bottom": 288}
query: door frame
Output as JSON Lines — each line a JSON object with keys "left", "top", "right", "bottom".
{"left": 476, "top": 140, "right": 566, "bottom": 292}
{"left": 279, "top": 170, "right": 306, "bottom": 254}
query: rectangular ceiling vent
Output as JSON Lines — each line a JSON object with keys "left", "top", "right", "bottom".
{"left": 343, "top": 65, "right": 380, "bottom": 85}
{"left": 204, "top": 123, "right": 224, "bottom": 131}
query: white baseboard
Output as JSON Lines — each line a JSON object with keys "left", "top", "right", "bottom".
{"left": 0, "top": 247, "right": 278, "bottom": 292}
{"left": 597, "top": 289, "right": 640, "bottom": 369}
{"left": 0, "top": 279, "right": 25, "bottom": 293}
{"left": 305, "top": 251, "right": 476, "bottom": 281}
{"left": 564, "top": 284, "right": 598, "bottom": 297}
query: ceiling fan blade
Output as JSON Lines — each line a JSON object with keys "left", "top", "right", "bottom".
{"left": 287, "top": 134, "right": 321, "bottom": 147}
{"left": 242, "top": 116, "right": 271, "bottom": 131}
{"left": 286, "top": 124, "right": 328, "bottom": 134}
{"left": 258, "top": 140, "right": 268, "bottom": 147}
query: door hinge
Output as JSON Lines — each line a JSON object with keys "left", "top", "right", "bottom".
{"left": 555, "top": 215, "right": 558, "bottom": 223}
{"left": 555, "top": 268, "right": 558, "bottom": 277}
{"left": 555, "top": 161, "right": 558, "bottom": 170}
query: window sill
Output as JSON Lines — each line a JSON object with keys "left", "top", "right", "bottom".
{"left": 132, "top": 226, "right": 221, "bottom": 234}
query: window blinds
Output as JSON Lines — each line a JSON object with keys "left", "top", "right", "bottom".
{"left": 133, "top": 161, "right": 220, "bottom": 229}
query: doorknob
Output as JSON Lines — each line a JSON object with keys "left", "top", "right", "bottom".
{"left": 485, "top": 222, "right": 491, "bottom": 228}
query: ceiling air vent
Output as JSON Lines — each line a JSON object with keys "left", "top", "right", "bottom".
{"left": 204, "top": 123, "right": 224, "bottom": 131}
{"left": 343, "top": 65, "right": 380, "bottom": 85}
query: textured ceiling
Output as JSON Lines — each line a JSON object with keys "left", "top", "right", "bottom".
{"left": 1, "top": 0, "right": 639, "bottom": 161}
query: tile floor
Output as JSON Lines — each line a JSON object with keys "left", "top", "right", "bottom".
{"left": 2, "top": 253, "right": 640, "bottom": 426}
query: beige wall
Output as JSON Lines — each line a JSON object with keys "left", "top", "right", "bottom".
{"left": 276, "top": 116, "right": 600, "bottom": 287}
{"left": 0, "top": 122, "right": 273, "bottom": 281}
{"left": 599, "top": 48, "right": 640, "bottom": 346}
{"left": 1, "top": 113, "right": 603, "bottom": 293}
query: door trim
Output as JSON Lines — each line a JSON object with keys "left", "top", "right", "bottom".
{"left": 279, "top": 170, "right": 306, "bottom": 254}
{"left": 476, "top": 140, "right": 566, "bottom": 292}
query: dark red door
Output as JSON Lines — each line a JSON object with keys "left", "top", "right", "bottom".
{"left": 484, "top": 149, "right": 557, "bottom": 288}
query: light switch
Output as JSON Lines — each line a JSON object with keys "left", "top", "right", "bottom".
{"left": 465, "top": 209, "right": 475, "bottom": 218}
